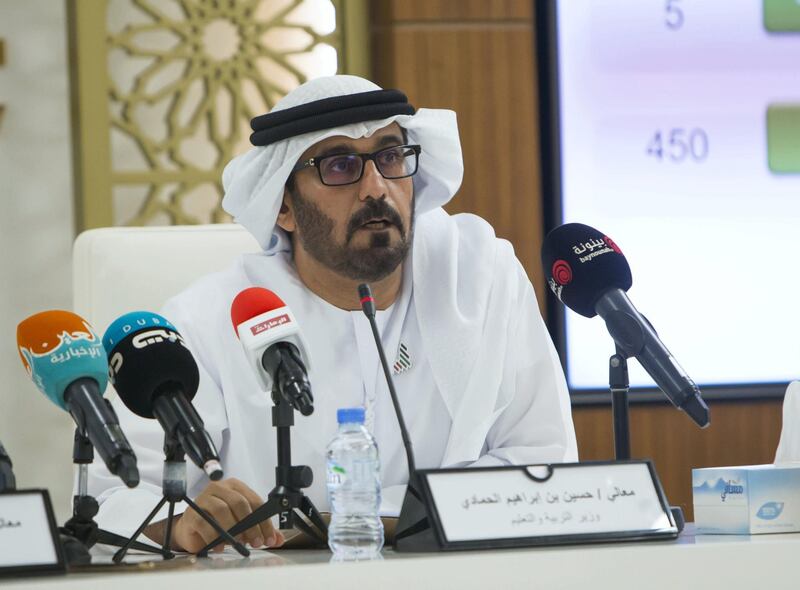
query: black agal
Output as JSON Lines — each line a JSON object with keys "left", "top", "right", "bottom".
{"left": 250, "top": 89, "right": 415, "bottom": 147}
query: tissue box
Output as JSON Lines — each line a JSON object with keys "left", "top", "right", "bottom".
{"left": 692, "top": 464, "right": 800, "bottom": 534}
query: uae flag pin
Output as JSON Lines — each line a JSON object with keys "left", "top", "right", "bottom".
{"left": 392, "top": 342, "right": 412, "bottom": 375}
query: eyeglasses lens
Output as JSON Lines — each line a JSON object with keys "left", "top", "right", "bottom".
{"left": 376, "top": 146, "right": 416, "bottom": 178}
{"left": 319, "top": 155, "right": 362, "bottom": 186}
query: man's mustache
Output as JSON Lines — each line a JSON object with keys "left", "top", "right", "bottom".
{"left": 346, "top": 200, "right": 405, "bottom": 242}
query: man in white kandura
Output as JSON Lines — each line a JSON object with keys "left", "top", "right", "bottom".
{"left": 88, "top": 75, "right": 578, "bottom": 553}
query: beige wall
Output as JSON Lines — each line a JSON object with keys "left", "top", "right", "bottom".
{"left": 0, "top": 1, "right": 76, "bottom": 521}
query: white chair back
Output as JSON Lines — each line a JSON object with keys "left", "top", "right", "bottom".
{"left": 72, "top": 224, "right": 260, "bottom": 335}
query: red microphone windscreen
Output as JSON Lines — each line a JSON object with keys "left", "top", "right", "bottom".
{"left": 230, "top": 287, "right": 286, "bottom": 337}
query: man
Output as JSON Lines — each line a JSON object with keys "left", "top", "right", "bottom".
{"left": 89, "top": 75, "right": 577, "bottom": 553}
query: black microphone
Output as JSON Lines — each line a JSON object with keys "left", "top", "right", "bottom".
{"left": 230, "top": 287, "right": 314, "bottom": 416}
{"left": 542, "top": 222, "right": 710, "bottom": 428}
{"left": 358, "top": 284, "right": 431, "bottom": 550}
{"left": 0, "top": 440, "right": 15, "bottom": 492}
{"left": 64, "top": 378, "right": 141, "bottom": 485}
{"left": 102, "top": 312, "right": 223, "bottom": 480}
{"left": 357, "top": 284, "right": 418, "bottom": 479}
{"left": 263, "top": 344, "right": 313, "bottom": 416}
{"left": 16, "top": 310, "right": 140, "bottom": 487}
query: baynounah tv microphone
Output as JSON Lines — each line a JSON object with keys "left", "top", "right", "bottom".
{"left": 102, "top": 312, "right": 223, "bottom": 481}
{"left": 230, "top": 287, "right": 314, "bottom": 416}
{"left": 17, "top": 311, "right": 140, "bottom": 487}
{"left": 541, "top": 222, "right": 710, "bottom": 428}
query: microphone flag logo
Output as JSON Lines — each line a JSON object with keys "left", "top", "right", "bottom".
{"left": 250, "top": 313, "right": 291, "bottom": 336}
{"left": 552, "top": 260, "right": 573, "bottom": 286}
{"left": 604, "top": 235, "right": 622, "bottom": 254}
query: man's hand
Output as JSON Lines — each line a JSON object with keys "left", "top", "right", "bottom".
{"left": 145, "top": 478, "right": 285, "bottom": 553}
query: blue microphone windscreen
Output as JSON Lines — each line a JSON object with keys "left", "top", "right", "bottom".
{"left": 17, "top": 311, "right": 108, "bottom": 410}
{"left": 102, "top": 310, "right": 199, "bottom": 418}
{"left": 103, "top": 311, "right": 177, "bottom": 353}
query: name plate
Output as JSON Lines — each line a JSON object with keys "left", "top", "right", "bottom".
{"left": 418, "top": 460, "right": 678, "bottom": 549}
{"left": 0, "top": 490, "right": 65, "bottom": 578}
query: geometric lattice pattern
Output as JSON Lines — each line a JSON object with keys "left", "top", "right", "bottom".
{"left": 106, "top": 0, "right": 340, "bottom": 226}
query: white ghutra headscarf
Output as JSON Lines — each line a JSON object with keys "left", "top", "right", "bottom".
{"left": 221, "top": 75, "right": 464, "bottom": 252}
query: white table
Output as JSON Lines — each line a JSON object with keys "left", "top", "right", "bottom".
{"left": 4, "top": 526, "right": 797, "bottom": 590}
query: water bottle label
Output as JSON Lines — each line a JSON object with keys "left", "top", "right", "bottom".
{"left": 327, "top": 462, "right": 346, "bottom": 488}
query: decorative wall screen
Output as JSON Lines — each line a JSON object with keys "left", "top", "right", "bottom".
{"left": 69, "top": 0, "right": 367, "bottom": 230}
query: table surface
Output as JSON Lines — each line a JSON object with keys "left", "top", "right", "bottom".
{"left": 3, "top": 525, "right": 797, "bottom": 590}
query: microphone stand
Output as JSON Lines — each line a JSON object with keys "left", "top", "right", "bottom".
{"left": 61, "top": 428, "right": 162, "bottom": 555}
{"left": 113, "top": 437, "right": 249, "bottom": 563}
{"left": 609, "top": 350, "right": 631, "bottom": 460}
{"left": 0, "top": 441, "right": 14, "bottom": 493}
{"left": 607, "top": 350, "right": 684, "bottom": 531}
{"left": 198, "top": 388, "right": 327, "bottom": 554}
{"left": 2, "top": 437, "right": 95, "bottom": 567}
{"left": 358, "top": 284, "right": 440, "bottom": 551}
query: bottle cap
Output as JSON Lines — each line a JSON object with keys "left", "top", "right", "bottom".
{"left": 337, "top": 407, "right": 365, "bottom": 424}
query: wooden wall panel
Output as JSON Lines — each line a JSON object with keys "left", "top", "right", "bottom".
{"left": 574, "top": 400, "right": 783, "bottom": 521}
{"left": 369, "top": 0, "right": 786, "bottom": 525}
{"left": 378, "top": 0, "right": 532, "bottom": 22}
{"left": 371, "top": 1, "right": 546, "bottom": 310}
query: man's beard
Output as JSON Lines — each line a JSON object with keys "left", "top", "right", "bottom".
{"left": 287, "top": 188, "right": 414, "bottom": 282}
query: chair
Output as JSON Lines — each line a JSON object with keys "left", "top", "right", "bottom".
{"left": 72, "top": 224, "right": 260, "bottom": 335}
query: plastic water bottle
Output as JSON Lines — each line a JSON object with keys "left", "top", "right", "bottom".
{"left": 326, "top": 407, "right": 384, "bottom": 559}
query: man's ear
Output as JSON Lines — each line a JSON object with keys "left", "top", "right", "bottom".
{"left": 276, "top": 189, "right": 296, "bottom": 233}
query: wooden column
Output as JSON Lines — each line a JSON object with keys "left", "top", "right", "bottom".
{"left": 371, "top": 0, "right": 547, "bottom": 311}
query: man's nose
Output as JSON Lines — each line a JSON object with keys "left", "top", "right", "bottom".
{"left": 358, "top": 160, "right": 388, "bottom": 201}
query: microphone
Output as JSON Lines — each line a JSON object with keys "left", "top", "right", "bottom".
{"left": 0, "top": 440, "right": 15, "bottom": 492}
{"left": 102, "top": 312, "right": 223, "bottom": 481}
{"left": 541, "top": 222, "right": 710, "bottom": 427}
{"left": 357, "top": 284, "right": 418, "bottom": 478}
{"left": 230, "top": 288, "right": 314, "bottom": 416}
{"left": 16, "top": 311, "right": 140, "bottom": 487}
{"left": 358, "top": 284, "right": 431, "bottom": 551}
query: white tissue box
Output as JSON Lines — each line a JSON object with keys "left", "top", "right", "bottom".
{"left": 692, "top": 464, "right": 800, "bottom": 534}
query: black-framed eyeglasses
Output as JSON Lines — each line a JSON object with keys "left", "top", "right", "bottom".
{"left": 292, "top": 144, "right": 422, "bottom": 187}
